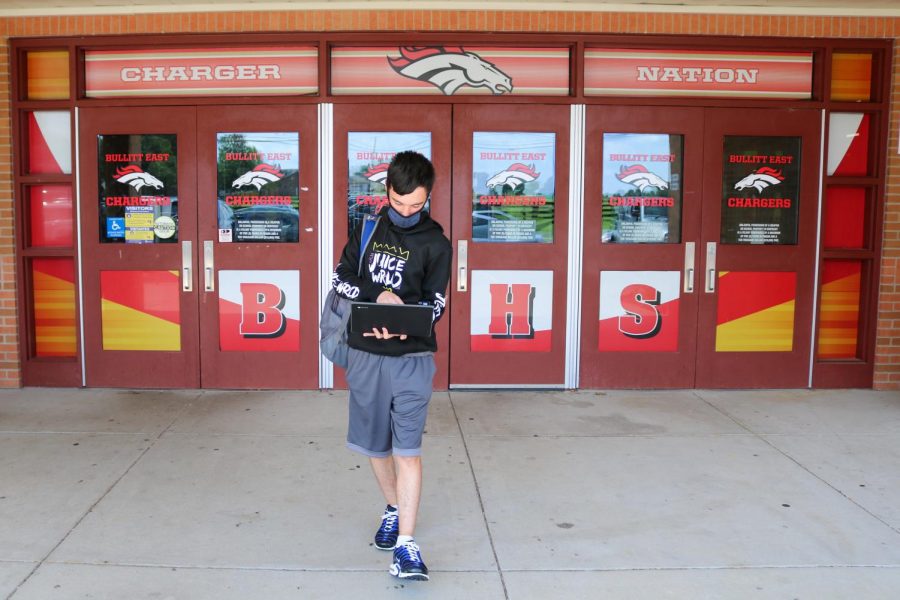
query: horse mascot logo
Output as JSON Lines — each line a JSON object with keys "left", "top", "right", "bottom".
{"left": 363, "top": 163, "right": 389, "bottom": 188}
{"left": 486, "top": 163, "right": 539, "bottom": 192}
{"left": 616, "top": 165, "right": 669, "bottom": 192}
{"left": 388, "top": 46, "right": 513, "bottom": 96}
{"left": 734, "top": 167, "right": 785, "bottom": 193}
{"left": 232, "top": 164, "right": 285, "bottom": 191}
{"left": 114, "top": 165, "right": 164, "bottom": 192}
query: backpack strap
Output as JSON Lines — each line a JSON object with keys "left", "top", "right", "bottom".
{"left": 358, "top": 214, "right": 381, "bottom": 277}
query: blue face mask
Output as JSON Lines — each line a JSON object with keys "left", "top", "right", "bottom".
{"left": 388, "top": 206, "right": 421, "bottom": 228}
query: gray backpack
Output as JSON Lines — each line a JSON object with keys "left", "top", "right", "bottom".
{"left": 319, "top": 215, "right": 380, "bottom": 368}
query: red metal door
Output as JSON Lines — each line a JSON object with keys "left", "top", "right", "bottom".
{"left": 695, "top": 108, "right": 821, "bottom": 388}
{"left": 79, "top": 106, "right": 200, "bottom": 388}
{"left": 196, "top": 105, "right": 319, "bottom": 389}
{"left": 580, "top": 106, "right": 704, "bottom": 388}
{"left": 332, "top": 104, "right": 452, "bottom": 389}
{"left": 449, "top": 104, "right": 570, "bottom": 387}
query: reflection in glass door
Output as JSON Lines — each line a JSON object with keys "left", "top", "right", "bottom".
{"left": 450, "top": 104, "right": 570, "bottom": 387}
{"left": 197, "top": 106, "right": 320, "bottom": 390}
{"left": 581, "top": 106, "right": 704, "bottom": 388}
{"left": 695, "top": 108, "right": 821, "bottom": 388}
{"left": 79, "top": 106, "right": 201, "bottom": 388}
{"left": 580, "top": 106, "right": 821, "bottom": 389}
{"left": 331, "top": 104, "right": 453, "bottom": 389}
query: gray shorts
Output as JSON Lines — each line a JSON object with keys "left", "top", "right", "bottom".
{"left": 345, "top": 348, "right": 436, "bottom": 458}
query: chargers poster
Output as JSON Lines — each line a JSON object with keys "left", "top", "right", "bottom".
{"left": 602, "top": 133, "right": 682, "bottom": 244}
{"left": 472, "top": 132, "right": 555, "bottom": 243}
{"left": 97, "top": 134, "right": 178, "bottom": 244}
{"left": 721, "top": 136, "right": 801, "bottom": 245}
{"left": 347, "top": 132, "right": 431, "bottom": 237}
{"left": 217, "top": 132, "right": 299, "bottom": 243}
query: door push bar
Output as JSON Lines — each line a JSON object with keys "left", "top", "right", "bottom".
{"left": 705, "top": 242, "right": 717, "bottom": 294}
{"left": 683, "top": 242, "right": 695, "bottom": 294}
{"left": 457, "top": 240, "right": 468, "bottom": 292}
{"left": 203, "top": 240, "right": 215, "bottom": 292}
{"left": 181, "top": 241, "right": 192, "bottom": 292}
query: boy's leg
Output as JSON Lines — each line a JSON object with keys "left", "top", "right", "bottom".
{"left": 389, "top": 354, "right": 436, "bottom": 537}
{"left": 394, "top": 455, "right": 422, "bottom": 536}
{"left": 370, "top": 456, "right": 398, "bottom": 506}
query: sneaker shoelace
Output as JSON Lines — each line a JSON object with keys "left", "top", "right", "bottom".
{"left": 398, "top": 541, "right": 422, "bottom": 564}
{"left": 381, "top": 512, "right": 398, "bottom": 530}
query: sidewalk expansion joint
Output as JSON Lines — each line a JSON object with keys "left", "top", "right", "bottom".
{"left": 6, "top": 393, "right": 203, "bottom": 600}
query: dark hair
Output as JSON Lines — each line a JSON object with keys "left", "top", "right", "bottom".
{"left": 386, "top": 151, "right": 435, "bottom": 195}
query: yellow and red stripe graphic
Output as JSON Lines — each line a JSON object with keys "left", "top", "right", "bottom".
{"left": 32, "top": 258, "right": 77, "bottom": 357}
{"left": 585, "top": 49, "right": 812, "bottom": 98}
{"left": 332, "top": 46, "right": 569, "bottom": 96}
{"left": 100, "top": 270, "right": 181, "bottom": 351}
{"left": 715, "top": 271, "right": 796, "bottom": 352}
{"left": 85, "top": 47, "right": 318, "bottom": 98}
{"left": 817, "top": 261, "right": 861, "bottom": 359}
{"left": 831, "top": 53, "right": 872, "bottom": 102}
{"left": 26, "top": 50, "right": 69, "bottom": 100}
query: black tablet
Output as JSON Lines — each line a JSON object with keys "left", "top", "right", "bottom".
{"left": 350, "top": 302, "right": 434, "bottom": 337}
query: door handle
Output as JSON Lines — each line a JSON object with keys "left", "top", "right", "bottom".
{"left": 457, "top": 240, "right": 468, "bottom": 293}
{"left": 683, "top": 242, "right": 695, "bottom": 294}
{"left": 203, "top": 240, "right": 215, "bottom": 292}
{"left": 181, "top": 241, "right": 192, "bottom": 292}
{"left": 705, "top": 242, "right": 717, "bottom": 293}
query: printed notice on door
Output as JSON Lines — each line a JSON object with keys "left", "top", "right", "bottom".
{"left": 472, "top": 132, "right": 555, "bottom": 244}
{"left": 217, "top": 132, "right": 299, "bottom": 243}
{"left": 721, "top": 136, "right": 801, "bottom": 245}
{"left": 601, "top": 133, "right": 683, "bottom": 244}
{"left": 97, "top": 134, "right": 178, "bottom": 244}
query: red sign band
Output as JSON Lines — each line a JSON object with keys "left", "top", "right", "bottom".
{"left": 585, "top": 49, "right": 812, "bottom": 99}
{"left": 85, "top": 47, "right": 318, "bottom": 98}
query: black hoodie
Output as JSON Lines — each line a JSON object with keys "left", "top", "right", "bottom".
{"left": 333, "top": 207, "right": 452, "bottom": 356}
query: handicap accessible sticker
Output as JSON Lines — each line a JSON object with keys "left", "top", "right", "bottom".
{"left": 107, "top": 217, "right": 125, "bottom": 238}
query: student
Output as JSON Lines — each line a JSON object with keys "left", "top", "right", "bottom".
{"left": 332, "top": 151, "right": 452, "bottom": 581}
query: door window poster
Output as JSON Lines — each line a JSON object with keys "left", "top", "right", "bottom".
{"left": 472, "top": 132, "right": 555, "bottom": 243}
{"left": 721, "top": 136, "right": 801, "bottom": 245}
{"left": 347, "top": 132, "right": 431, "bottom": 237}
{"left": 217, "top": 132, "right": 299, "bottom": 243}
{"left": 601, "top": 133, "right": 682, "bottom": 244}
{"left": 97, "top": 134, "right": 178, "bottom": 244}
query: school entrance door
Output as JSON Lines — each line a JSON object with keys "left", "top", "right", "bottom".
{"left": 333, "top": 103, "right": 571, "bottom": 389}
{"left": 580, "top": 106, "right": 821, "bottom": 388}
{"left": 79, "top": 105, "right": 320, "bottom": 388}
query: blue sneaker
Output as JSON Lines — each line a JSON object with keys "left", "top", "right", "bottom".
{"left": 389, "top": 539, "right": 429, "bottom": 581}
{"left": 374, "top": 505, "right": 399, "bottom": 550}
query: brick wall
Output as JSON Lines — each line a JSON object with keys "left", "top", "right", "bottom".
{"left": 877, "top": 39, "right": 900, "bottom": 388}
{"left": 1, "top": 10, "right": 897, "bottom": 388}
{"left": 0, "top": 34, "right": 14, "bottom": 388}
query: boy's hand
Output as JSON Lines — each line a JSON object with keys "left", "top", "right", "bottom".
{"left": 363, "top": 327, "right": 407, "bottom": 341}
{"left": 376, "top": 291, "right": 404, "bottom": 305}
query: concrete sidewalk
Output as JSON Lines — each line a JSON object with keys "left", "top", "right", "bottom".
{"left": 1, "top": 387, "right": 899, "bottom": 599}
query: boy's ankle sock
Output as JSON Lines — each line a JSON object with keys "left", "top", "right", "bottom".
{"left": 396, "top": 535, "right": 414, "bottom": 545}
